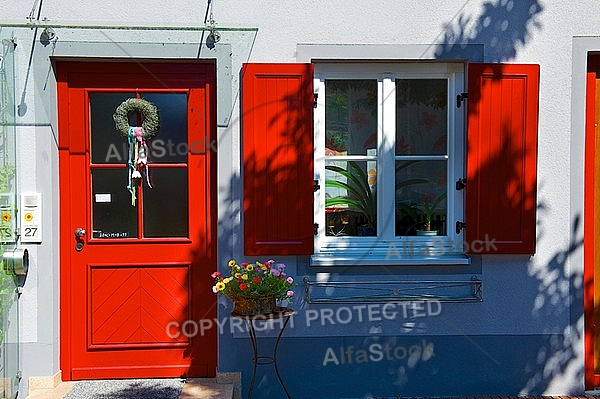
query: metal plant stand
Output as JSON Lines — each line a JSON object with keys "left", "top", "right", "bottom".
{"left": 231, "top": 307, "right": 294, "bottom": 399}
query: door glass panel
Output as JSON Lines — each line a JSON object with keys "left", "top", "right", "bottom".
{"left": 90, "top": 93, "right": 136, "bottom": 164}
{"left": 92, "top": 168, "right": 138, "bottom": 239}
{"left": 142, "top": 93, "right": 188, "bottom": 163}
{"left": 396, "top": 79, "right": 448, "bottom": 155}
{"left": 143, "top": 168, "right": 188, "bottom": 238}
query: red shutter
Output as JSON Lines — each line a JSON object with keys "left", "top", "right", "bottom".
{"left": 242, "top": 63, "right": 314, "bottom": 255}
{"left": 466, "top": 63, "right": 539, "bottom": 254}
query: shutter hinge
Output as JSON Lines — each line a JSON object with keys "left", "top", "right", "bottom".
{"left": 314, "top": 179, "right": 320, "bottom": 192}
{"left": 456, "top": 221, "right": 466, "bottom": 234}
{"left": 313, "top": 93, "right": 318, "bottom": 108}
{"left": 455, "top": 178, "right": 466, "bottom": 191}
{"left": 456, "top": 92, "right": 468, "bottom": 108}
{"left": 314, "top": 223, "right": 319, "bottom": 236}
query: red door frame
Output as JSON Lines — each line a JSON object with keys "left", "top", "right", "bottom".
{"left": 585, "top": 54, "right": 599, "bottom": 388}
{"left": 56, "top": 60, "right": 218, "bottom": 379}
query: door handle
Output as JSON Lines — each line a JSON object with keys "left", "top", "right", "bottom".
{"left": 74, "top": 228, "right": 86, "bottom": 237}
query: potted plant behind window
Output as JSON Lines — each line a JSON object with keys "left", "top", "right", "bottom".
{"left": 325, "top": 161, "right": 376, "bottom": 236}
{"left": 416, "top": 192, "right": 447, "bottom": 236}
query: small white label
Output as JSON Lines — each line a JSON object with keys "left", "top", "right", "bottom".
{"left": 95, "top": 194, "right": 112, "bottom": 203}
{"left": 20, "top": 193, "right": 42, "bottom": 243}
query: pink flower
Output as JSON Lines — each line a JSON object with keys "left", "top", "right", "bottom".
{"left": 286, "top": 277, "right": 294, "bottom": 284}
{"left": 286, "top": 290, "right": 294, "bottom": 297}
{"left": 211, "top": 271, "right": 220, "bottom": 278}
{"left": 271, "top": 269, "right": 281, "bottom": 277}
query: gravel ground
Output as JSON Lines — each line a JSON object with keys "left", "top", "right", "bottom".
{"left": 62, "top": 379, "right": 185, "bottom": 399}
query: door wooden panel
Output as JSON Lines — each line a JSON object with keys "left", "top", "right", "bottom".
{"left": 89, "top": 264, "right": 189, "bottom": 346}
{"left": 57, "top": 61, "right": 217, "bottom": 380}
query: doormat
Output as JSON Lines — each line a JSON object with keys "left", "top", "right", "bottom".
{"left": 63, "top": 379, "right": 185, "bottom": 399}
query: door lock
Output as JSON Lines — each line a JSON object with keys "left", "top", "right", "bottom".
{"left": 74, "top": 227, "right": 86, "bottom": 252}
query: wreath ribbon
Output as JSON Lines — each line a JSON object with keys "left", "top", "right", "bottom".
{"left": 114, "top": 98, "right": 160, "bottom": 206}
{"left": 127, "top": 127, "right": 153, "bottom": 206}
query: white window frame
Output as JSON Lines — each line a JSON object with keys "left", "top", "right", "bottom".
{"left": 312, "top": 62, "right": 469, "bottom": 266}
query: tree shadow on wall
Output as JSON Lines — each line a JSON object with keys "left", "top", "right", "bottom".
{"left": 435, "top": 0, "right": 543, "bottom": 62}
{"left": 516, "top": 212, "right": 585, "bottom": 394}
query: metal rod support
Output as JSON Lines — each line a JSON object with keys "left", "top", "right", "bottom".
{"left": 0, "top": 21, "right": 258, "bottom": 32}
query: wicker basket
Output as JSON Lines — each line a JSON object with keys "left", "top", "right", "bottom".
{"left": 233, "top": 296, "right": 277, "bottom": 316}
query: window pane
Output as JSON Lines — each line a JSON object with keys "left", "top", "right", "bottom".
{"left": 396, "top": 79, "right": 447, "bottom": 155}
{"left": 90, "top": 92, "right": 136, "bottom": 164}
{"left": 142, "top": 93, "right": 188, "bottom": 163}
{"left": 143, "top": 168, "right": 188, "bottom": 238}
{"left": 395, "top": 160, "right": 447, "bottom": 236}
{"left": 325, "top": 160, "right": 376, "bottom": 236}
{"left": 92, "top": 168, "right": 138, "bottom": 239}
{"left": 325, "top": 80, "right": 377, "bottom": 156}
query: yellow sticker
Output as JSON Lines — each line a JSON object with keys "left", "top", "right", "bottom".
{"left": 24, "top": 212, "right": 34, "bottom": 222}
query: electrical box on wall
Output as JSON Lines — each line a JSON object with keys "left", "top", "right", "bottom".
{"left": 20, "top": 193, "right": 42, "bottom": 243}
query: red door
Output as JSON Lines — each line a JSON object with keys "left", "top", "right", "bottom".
{"left": 57, "top": 61, "right": 217, "bottom": 379}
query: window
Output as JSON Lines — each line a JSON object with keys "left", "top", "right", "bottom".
{"left": 313, "top": 63, "right": 466, "bottom": 264}
{"left": 241, "top": 62, "right": 539, "bottom": 259}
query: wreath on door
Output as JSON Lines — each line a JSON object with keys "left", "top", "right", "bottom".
{"left": 113, "top": 98, "right": 160, "bottom": 140}
{"left": 113, "top": 98, "right": 160, "bottom": 206}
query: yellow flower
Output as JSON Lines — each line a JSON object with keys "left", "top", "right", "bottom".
{"left": 228, "top": 259, "right": 236, "bottom": 267}
{"left": 215, "top": 282, "right": 225, "bottom": 291}
{"left": 234, "top": 265, "right": 241, "bottom": 272}
{"left": 234, "top": 273, "right": 241, "bottom": 278}
{"left": 224, "top": 278, "right": 232, "bottom": 283}
{"left": 242, "top": 274, "right": 248, "bottom": 280}
{"left": 256, "top": 261, "right": 262, "bottom": 267}
{"left": 245, "top": 264, "right": 254, "bottom": 271}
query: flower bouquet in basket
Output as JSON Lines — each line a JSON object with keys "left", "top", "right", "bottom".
{"left": 211, "top": 259, "right": 296, "bottom": 316}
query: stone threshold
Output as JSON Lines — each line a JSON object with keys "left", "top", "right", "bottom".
{"left": 25, "top": 374, "right": 238, "bottom": 399}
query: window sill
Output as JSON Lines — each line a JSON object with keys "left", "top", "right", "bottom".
{"left": 310, "top": 253, "right": 471, "bottom": 266}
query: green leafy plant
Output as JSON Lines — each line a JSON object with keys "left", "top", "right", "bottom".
{"left": 325, "top": 161, "right": 376, "bottom": 228}
{"left": 0, "top": 164, "right": 16, "bottom": 345}
{"left": 418, "top": 192, "right": 447, "bottom": 231}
